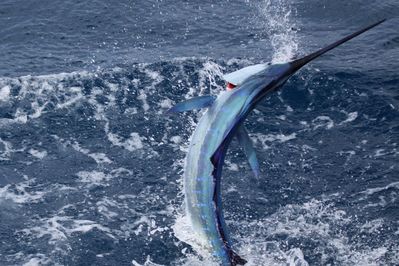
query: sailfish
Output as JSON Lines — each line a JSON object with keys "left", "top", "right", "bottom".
{"left": 167, "top": 20, "right": 385, "bottom": 265}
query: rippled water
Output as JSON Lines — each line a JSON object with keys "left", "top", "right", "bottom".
{"left": 0, "top": 1, "right": 398, "bottom": 265}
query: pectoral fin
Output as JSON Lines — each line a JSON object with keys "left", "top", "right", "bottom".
{"left": 165, "top": 95, "right": 215, "bottom": 114}
{"left": 236, "top": 125, "right": 260, "bottom": 178}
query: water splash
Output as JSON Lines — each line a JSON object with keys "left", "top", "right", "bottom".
{"left": 258, "top": 0, "right": 299, "bottom": 63}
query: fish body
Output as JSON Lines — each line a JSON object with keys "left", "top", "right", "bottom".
{"left": 167, "top": 20, "right": 386, "bottom": 265}
{"left": 183, "top": 64, "right": 290, "bottom": 265}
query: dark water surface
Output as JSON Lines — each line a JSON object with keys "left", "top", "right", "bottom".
{"left": 0, "top": 0, "right": 398, "bottom": 265}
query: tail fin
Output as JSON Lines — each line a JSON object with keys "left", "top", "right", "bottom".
{"left": 231, "top": 250, "right": 247, "bottom": 265}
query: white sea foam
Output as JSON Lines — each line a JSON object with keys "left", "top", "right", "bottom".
{"left": 125, "top": 107, "right": 138, "bottom": 115}
{"left": 145, "top": 69, "right": 163, "bottom": 84}
{"left": 55, "top": 86, "right": 84, "bottom": 109}
{"left": 0, "top": 71, "right": 93, "bottom": 124}
{"left": 121, "top": 214, "right": 166, "bottom": 238}
{"left": 71, "top": 141, "right": 112, "bottom": 164}
{"left": 134, "top": 68, "right": 163, "bottom": 113}
{"left": 252, "top": 132, "right": 297, "bottom": 149}
{"left": 137, "top": 89, "right": 150, "bottom": 112}
{"left": 286, "top": 248, "right": 309, "bottom": 266}
{"left": 170, "top": 135, "right": 182, "bottom": 144}
{"left": 360, "top": 219, "right": 385, "bottom": 234}
{"left": 226, "top": 58, "right": 254, "bottom": 66}
{"left": 96, "top": 198, "right": 119, "bottom": 220}
{"left": 359, "top": 181, "right": 399, "bottom": 196}
{"left": 132, "top": 256, "right": 164, "bottom": 266}
{"left": 340, "top": 111, "right": 358, "bottom": 124}
{"left": 0, "top": 179, "right": 45, "bottom": 204}
{"left": 0, "top": 85, "right": 11, "bottom": 101}
{"left": 172, "top": 213, "right": 216, "bottom": 264}
{"left": 69, "top": 219, "right": 114, "bottom": 236}
{"left": 312, "top": 116, "right": 334, "bottom": 130}
{"left": 159, "top": 98, "right": 173, "bottom": 109}
{"left": 232, "top": 198, "right": 394, "bottom": 265}
{"left": 76, "top": 171, "right": 113, "bottom": 186}
{"left": 107, "top": 131, "right": 144, "bottom": 151}
{"left": 22, "top": 215, "right": 115, "bottom": 246}
{"left": 13, "top": 108, "right": 28, "bottom": 124}
{"left": 29, "top": 148, "right": 47, "bottom": 159}
{"left": 226, "top": 161, "right": 239, "bottom": 172}
{"left": 374, "top": 148, "right": 388, "bottom": 157}
{"left": 89, "top": 152, "right": 112, "bottom": 164}
{"left": 0, "top": 138, "right": 13, "bottom": 160}
{"left": 22, "top": 254, "right": 51, "bottom": 266}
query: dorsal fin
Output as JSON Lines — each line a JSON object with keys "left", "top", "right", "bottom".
{"left": 236, "top": 125, "right": 260, "bottom": 178}
{"left": 223, "top": 63, "right": 269, "bottom": 86}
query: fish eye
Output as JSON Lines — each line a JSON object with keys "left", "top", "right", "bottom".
{"left": 226, "top": 82, "right": 236, "bottom": 90}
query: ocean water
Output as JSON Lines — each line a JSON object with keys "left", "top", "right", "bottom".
{"left": 0, "top": 0, "right": 398, "bottom": 265}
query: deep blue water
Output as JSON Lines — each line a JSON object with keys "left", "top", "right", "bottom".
{"left": 0, "top": 1, "right": 398, "bottom": 265}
